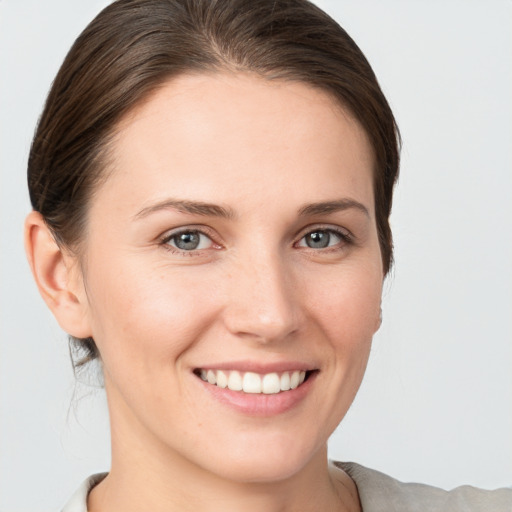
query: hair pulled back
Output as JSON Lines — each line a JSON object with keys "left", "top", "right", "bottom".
{"left": 28, "top": 0, "right": 400, "bottom": 368}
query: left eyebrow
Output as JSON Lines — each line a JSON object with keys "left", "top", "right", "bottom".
{"left": 298, "top": 199, "right": 370, "bottom": 218}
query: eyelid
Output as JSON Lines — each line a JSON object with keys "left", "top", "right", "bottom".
{"left": 294, "top": 223, "right": 353, "bottom": 242}
{"left": 157, "top": 223, "right": 353, "bottom": 255}
{"left": 158, "top": 225, "right": 222, "bottom": 252}
{"left": 293, "top": 224, "right": 355, "bottom": 253}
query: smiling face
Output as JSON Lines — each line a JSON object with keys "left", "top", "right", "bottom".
{"left": 76, "top": 73, "right": 383, "bottom": 484}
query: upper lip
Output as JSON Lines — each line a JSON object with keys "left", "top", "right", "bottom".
{"left": 194, "top": 360, "right": 318, "bottom": 374}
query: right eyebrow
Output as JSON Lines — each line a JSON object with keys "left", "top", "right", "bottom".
{"left": 134, "top": 198, "right": 236, "bottom": 220}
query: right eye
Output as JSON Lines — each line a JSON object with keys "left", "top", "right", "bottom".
{"left": 162, "top": 230, "right": 215, "bottom": 252}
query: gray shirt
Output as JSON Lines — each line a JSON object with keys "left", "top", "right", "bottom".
{"left": 336, "top": 462, "right": 512, "bottom": 512}
{"left": 62, "top": 462, "right": 512, "bottom": 511}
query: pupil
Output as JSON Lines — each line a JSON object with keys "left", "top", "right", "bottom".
{"left": 175, "top": 231, "right": 200, "bottom": 250}
{"left": 307, "top": 231, "right": 329, "bottom": 248}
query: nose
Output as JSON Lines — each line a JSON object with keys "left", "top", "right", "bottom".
{"left": 222, "top": 250, "right": 301, "bottom": 344}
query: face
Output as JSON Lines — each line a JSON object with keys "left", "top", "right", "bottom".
{"left": 76, "top": 73, "right": 383, "bottom": 483}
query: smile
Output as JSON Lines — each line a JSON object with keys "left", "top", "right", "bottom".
{"left": 196, "top": 369, "right": 309, "bottom": 394}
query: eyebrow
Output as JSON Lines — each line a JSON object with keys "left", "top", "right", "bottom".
{"left": 135, "top": 199, "right": 235, "bottom": 219}
{"left": 134, "top": 197, "right": 369, "bottom": 220}
{"left": 298, "top": 199, "right": 370, "bottom": 218}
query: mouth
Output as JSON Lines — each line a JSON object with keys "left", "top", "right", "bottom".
{"left": 194, "top": 368, "right": 314, "bottom": 394}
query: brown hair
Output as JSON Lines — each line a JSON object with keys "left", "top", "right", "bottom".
{"left": 28, "top": 0, "right": 400, "bottom": 367}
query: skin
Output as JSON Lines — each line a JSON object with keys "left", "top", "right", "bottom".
{"left": 25, "top": 73, "right": 383, "bottom": 512}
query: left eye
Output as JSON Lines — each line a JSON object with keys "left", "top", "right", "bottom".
{"left": 297, "top": 229, "right": 344, "bottom": 249}
{"left": 165, "top": 230, "right": 213, "bottom": 251}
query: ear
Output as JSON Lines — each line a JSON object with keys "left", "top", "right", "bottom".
{"left": 24, "top": 211, "right": 92, "bottom": 338}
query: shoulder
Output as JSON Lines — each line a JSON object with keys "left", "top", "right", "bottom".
{"left": 61, "top": 473, "right": 107, "bottom": 512}
{"left": 335, "top": 461, "right": 512, "bottom": 512}
{"left": 61, "top": 466, "right": 512, "bottom": 512}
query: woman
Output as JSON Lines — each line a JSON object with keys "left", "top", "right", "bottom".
{"left": 19, "top": 0, "right": 511, "bottom": 510}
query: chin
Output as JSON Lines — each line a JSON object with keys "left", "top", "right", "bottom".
{"left": 210, "top": 456, "right": 311, "bottom": 485}
{"left": 187, "top": 430, "right": 326, "bottom": 485}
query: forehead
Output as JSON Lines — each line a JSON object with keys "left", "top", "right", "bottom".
{"left": 101, "top": 72, "right": 375, "bottom": 216}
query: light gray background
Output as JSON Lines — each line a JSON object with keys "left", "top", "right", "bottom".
{"left": 1, "top": 1, "right": 511, "bottom": 510}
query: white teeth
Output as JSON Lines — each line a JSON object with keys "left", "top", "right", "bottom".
{"left": 280, "top": 372, "right": 291, "bottom": 391}
{"left": 290, "top": 370, "right": 300, "bottom": 389}
{"left": 198, "top": 369, "right": 309, "bottom": 394}
{"left": 262, "top": 373, "right": 280, "bottom": 394}
{"left": 243, "top": 372, "right": 261, "bottom": 393}
{"left": 228, "top": 370, "right": 243, "bottom": 391}
{"left": 216, "top": 370, "right": 228, "bottom": 388}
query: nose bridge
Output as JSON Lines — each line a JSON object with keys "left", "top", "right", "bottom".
{"left": 224, "top": 245, "right": 299, "bottom": 342}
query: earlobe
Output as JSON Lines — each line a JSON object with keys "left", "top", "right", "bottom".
{"left": 24, "top": 211, "right": 92, "bottom": 338}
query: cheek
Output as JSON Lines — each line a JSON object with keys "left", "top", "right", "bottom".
{"left": 297, "top": 263, "right": 381, "bottom": 433}
{"left": 83, "top": 258, "right": 220, "bottom": 373}
{"left": 306, "top": 263, "right": 382, "bottom": 341}
{"left": 305, "top": 261, "right": 381, "bottom": 397}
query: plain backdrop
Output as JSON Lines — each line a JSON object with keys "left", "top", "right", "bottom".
{"left": 1, "top": 1, "right": 511, "bottom": 510}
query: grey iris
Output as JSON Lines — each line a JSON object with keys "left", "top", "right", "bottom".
{"left": 306, "top": 231, "right": 330, "bottom": 248}
{"left": 175, "top": 231, "right": 200, "bottom": 250}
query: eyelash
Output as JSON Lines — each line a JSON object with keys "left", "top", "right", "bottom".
{"left": 159, "top": 227, "right": 220, "bottom": 255}
{"left": 294, "top": 226, "right": 353, "bottom": 252}
{"left": 158, "top": 225, "right": 353, "bottom": 256}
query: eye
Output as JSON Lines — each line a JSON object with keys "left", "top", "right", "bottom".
{"left": 297, "top": 228, "right": 348, "bottom": 249}
{"left": 163, "top": 230, "right": 214, "bottom": 251}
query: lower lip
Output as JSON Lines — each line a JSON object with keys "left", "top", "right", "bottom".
{"left": 196, "top": 372, "right": 317, "bottom": 417}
